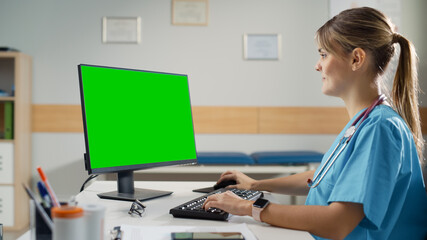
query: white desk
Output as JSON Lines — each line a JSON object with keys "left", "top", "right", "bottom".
{"left": 75, "top": 181, "right": 312, "bottom": 240}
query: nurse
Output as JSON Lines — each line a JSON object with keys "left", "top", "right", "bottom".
{"left": 203, "top": 7, "right": 427, "bottom": 240}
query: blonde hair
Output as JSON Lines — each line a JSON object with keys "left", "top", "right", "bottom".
{"left": 316, "top": 7, "right": 424, "bottom": 163}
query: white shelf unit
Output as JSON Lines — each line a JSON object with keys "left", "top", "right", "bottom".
{"left": 0, "top": 52, "right": 32, "bottom": 231}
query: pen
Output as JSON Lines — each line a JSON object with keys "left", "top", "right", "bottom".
{"left": 37, "top": 181, "right": 52, "bottom": 208}
{"left": 37, "top": 166, "right": 60, "bottom": 207}
{"left": 22, "top": 184, "right": 54, "bottom": 231}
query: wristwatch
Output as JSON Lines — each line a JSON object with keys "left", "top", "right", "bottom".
{"left": 252, "top": 198, "right": 270, "bottom": 222}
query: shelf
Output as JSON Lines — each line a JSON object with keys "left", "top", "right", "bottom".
{"left": 0, "top": 51, "right": 23, "bottom": 58}
{"left": 0, "top": 183, "right": 14, "bottom": 186}
{"left": 0, "top": 97, "right": 15, "bottom": 101}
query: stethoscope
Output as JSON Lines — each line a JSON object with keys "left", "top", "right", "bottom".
{"left": 307, "top": 94, "right": 386, "bottom": 188}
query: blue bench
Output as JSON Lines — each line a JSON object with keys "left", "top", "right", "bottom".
{"left": 196, "top": 152, "right": 255, "bottom": 165}
{"left": 196, "top": 151, "right": 323, "bottom": 165}
{"left": 251, "top": 151, "right": 323, "bottom": 165}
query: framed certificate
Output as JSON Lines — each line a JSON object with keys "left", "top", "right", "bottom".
{"left": 243, "top": 34, "right": 282, "bottom": 60}
{"left": 102, "top": 17, "right": 141, "bottom": 44}
{"left": 172, "top": 0, "right": 209, "bottom": 26}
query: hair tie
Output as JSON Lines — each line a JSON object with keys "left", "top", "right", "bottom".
{"left": 392, "top": 33, "right": 400, "bottom": 43}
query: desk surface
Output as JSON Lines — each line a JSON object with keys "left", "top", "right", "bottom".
{"left": 76, "top": 181, "right": 312, "bottom": 240}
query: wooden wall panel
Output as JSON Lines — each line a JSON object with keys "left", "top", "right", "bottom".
{"left": 32, "top": 105, "right": 83, "bottom": 132}
{"left": 259, "top": 107, "right": 349, "bottom": 134}
{"left": 31, "top": 104, "right": 427, "bottom": 134}
{"left": 192, "top": 106, "right": 258, "bottom": 133}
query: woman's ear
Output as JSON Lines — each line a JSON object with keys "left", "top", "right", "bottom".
{"left": 351, "top": 48, "right": 366, "bottom": 71}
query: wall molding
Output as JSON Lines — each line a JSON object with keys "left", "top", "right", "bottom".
{"left": 32, "top": 104, "right": 427, "bottom": 134}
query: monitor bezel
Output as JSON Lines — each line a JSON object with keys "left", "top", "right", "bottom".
{"left": 78, "top": 64, "right": 198, "bottom": 175}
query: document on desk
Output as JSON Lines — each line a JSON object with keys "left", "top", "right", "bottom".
{"left": 119, "top": 223, "right": 257, "bottom": 240}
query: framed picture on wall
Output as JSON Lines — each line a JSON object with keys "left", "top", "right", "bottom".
{"left": 172, "top": 0, "right": 209, "bottom": 26}
{"left": 243, "top": 34, "right": 282, "bottom": 60}
{"left": 102, "top": 17, "right": 141, "bottom": 44}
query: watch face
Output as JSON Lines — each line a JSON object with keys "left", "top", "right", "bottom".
{"left": 253, "top": 198, "right": 269, "bottom": 208}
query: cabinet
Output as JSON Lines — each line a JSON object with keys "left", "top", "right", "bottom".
{"left": 0, "top": 52, "right": 32, "bottom": 231}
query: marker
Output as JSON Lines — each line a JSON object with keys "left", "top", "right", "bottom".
{"left": 22, "top": 184, "right": 54, "bottom": 231}
{"left": 37, "top": 181, "right": 52, "bottom": 208}
{"left": 37, "top": 166, "right": 60, "bottom": 207}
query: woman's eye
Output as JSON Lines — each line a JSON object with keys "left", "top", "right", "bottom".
{"left": 320, "top": 53, "right": 327, "bottom": 59}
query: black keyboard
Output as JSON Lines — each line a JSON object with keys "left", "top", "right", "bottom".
{"left": 169, "top": 188, "right": 263, "bottom": 221}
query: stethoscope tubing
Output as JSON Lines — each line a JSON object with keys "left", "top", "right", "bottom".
{"left": 308, "top": 142, "right": 347, "bottom": 188}
{"left": 307, "top": 95, "right": 386, "bottom": 188}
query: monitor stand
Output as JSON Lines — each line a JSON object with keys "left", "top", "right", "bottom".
{"left": 97, "top": 170, "right": 172, "bottom": 201}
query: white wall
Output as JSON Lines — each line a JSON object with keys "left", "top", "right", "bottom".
{"left": 1, "top": 0, "right": 426, "bottom": 198}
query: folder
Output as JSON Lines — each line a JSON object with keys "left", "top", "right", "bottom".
{"left": 0, "top": 103, "right": 4, "bottom": 138}
{"left": 4, "top": 101, "right": 13, "bottom": 139}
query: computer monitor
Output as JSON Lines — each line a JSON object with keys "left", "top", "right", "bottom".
{"left": 78, "top": 64, "right": 197, "bottom": 201}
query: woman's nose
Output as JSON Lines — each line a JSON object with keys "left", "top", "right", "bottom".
{"left": 315, "top": 62, "right": 321, "bottom": 72}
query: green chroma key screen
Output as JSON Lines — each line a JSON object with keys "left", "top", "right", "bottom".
{"left": 79, "top": 65, "right": 197, "bottom": 173}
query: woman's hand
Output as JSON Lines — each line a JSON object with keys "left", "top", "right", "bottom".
{"left": 202, "top": 190, "right": 253, "bottom": 216}
{"left": 217, "top": 170, "right": 257, "bottom": 190}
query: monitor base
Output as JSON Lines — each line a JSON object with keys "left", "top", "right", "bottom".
{"left": 98, "top": 188, "right": 172, "bottom": 202}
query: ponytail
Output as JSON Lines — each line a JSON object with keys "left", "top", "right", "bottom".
{"left": 315, "top": 7, "right": 424, "bottom": 165}
{"left": 392, "top": 33, "right": 424, "bottom": 164}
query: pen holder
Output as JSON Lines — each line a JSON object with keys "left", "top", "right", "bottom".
{"left": 35, "top": 205, "right": 52, "bottom": 240}
{"left": 29, "top": 200, "right": 51, "bottom": 240}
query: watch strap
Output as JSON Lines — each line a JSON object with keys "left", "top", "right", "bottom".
{"left": 252, "top": 205, "right": 263, "bottom": 222}
{"left": 252, "top": 199, "right": 269, "bottom": 222}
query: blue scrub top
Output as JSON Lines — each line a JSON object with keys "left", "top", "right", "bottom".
{"left": 306, "top": 105, "right": 427, "bottom": 240}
